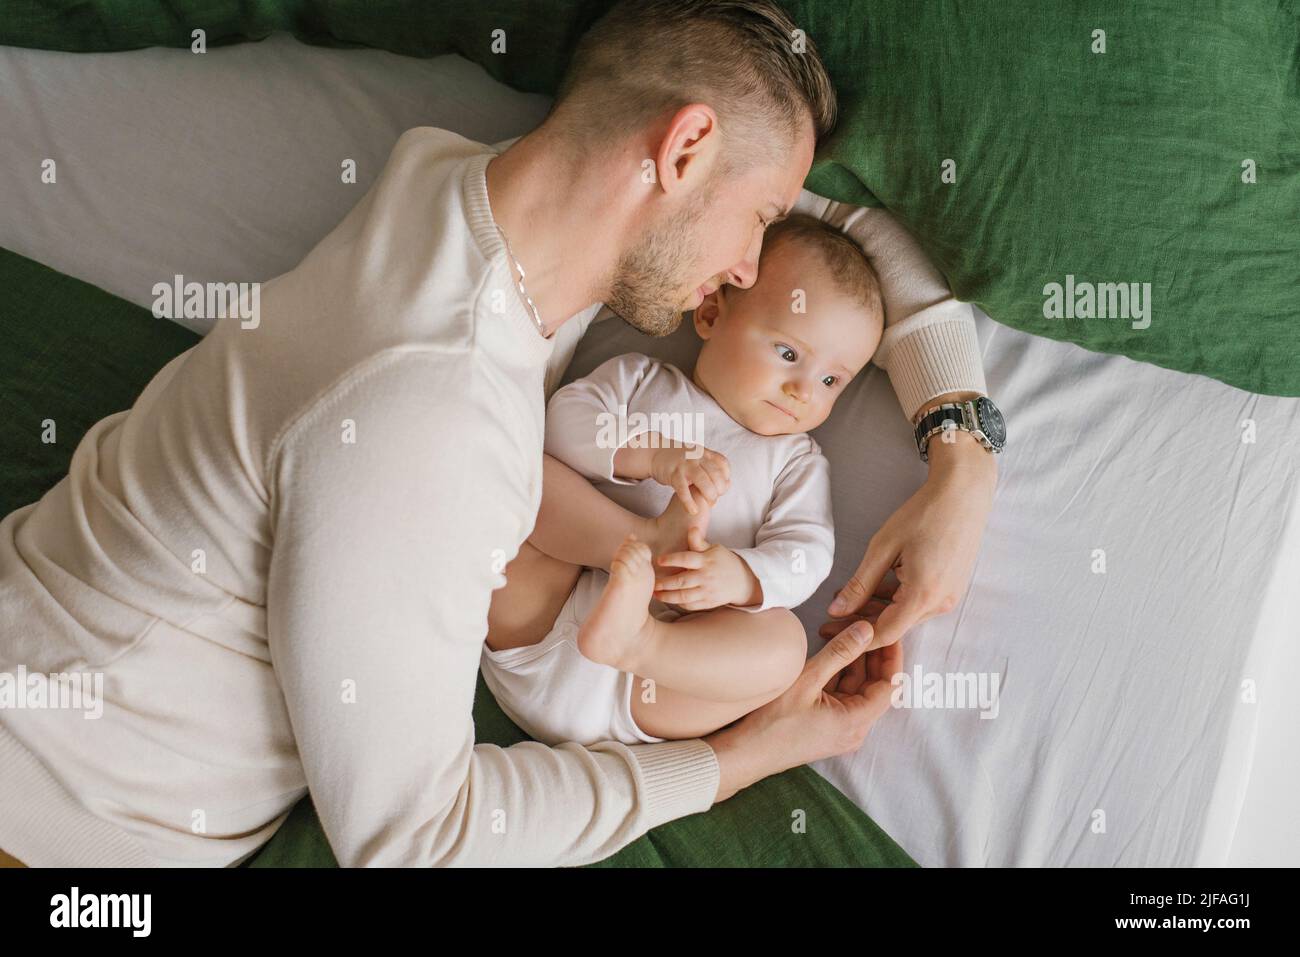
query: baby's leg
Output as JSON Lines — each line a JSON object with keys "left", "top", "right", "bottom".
{"left": 486, "top": 541, "right": 582, "bottom": 652}
{"left": 629, "top": 673, "right": 787, "bottom": 741}
{"left": 578, "top": 536, "right": 807, "bottom": 703}
{"left": 530, "top": 454, "right": 708, "bottom": 571}
{"left": 491, "top": 456, "right": 709, "bottom": 652}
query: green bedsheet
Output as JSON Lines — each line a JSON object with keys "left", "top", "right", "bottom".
{"left": 0, "top": 245, "right": 915, "bottom": 867}
{"left": 1, "top": 0, "right": 1295, "bottom": 396}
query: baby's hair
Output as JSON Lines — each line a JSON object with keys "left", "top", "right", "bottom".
{"left": 762, "top": 212, "right": 884, "bottom": 320}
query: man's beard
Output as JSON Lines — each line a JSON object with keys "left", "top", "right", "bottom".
{"left": 605, "top": 196, "right": 712, "bottom": 338}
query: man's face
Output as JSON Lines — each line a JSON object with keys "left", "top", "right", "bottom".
{"left": 607, "top": 124, "right": 816, "bottom": 337}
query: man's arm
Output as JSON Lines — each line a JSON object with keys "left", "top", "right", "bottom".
{"left": 791, "top": 192, "right": 988, "bottom": 422}
{"left": 264, "top": 351, "right": 718, "bottom": 866}
{"left": 911, "top": 390, "right": 998, "bottom": 479}
{"left": 790, "top": 195, "right": 998, "bottom": 655}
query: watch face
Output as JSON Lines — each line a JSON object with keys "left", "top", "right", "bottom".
{"left": 976, "top": 397, "right": 1006, "bottom": 447}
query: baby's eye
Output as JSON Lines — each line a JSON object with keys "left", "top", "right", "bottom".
{"left": 822, "top": 375, "right": 838, "bottom": 387}
{"left": 774, "top": 343, "right": 797, "bottom": 362}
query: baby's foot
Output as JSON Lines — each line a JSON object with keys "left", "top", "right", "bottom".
{"left": 577, "top": 534, "right": 658, "bottom": 672}
{"left": 647, "top": 487, "right": 711, "bottom": 561}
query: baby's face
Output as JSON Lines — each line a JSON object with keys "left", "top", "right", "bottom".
{"left": 691, "top": 241, "right": 882, "bottom": 436}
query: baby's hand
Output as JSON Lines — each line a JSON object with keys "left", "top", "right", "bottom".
{"left": 654, "top": 540, "right": 760, "bottom": 611}
{"left": 648, "top": 445, "right": 730, "bottom": 515}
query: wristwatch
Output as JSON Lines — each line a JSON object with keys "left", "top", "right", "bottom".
{"left": 913, "top": 396, "right": 1006, "bottom": 463}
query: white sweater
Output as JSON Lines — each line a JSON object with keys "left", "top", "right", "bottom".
{"left": 0, "top": 126, "right": 986, "bottom": 868}
{"left": 0, "top": 128, "right": 719, "bottom": 867}
{"left": 545, "top": 353, "right": 834, "bottom": 612}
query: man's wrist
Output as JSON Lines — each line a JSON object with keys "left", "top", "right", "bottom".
{"left": 925, "top": 426, "right": 997, "bottom": 479}
{"left": 705, "top": 722, "right": 764, "bottom": 803}
{"left": 913, "top": 391, "right": 998, "bottom": 481}
{"left": 911, "top": 390, "right": 983, "bottom": 427}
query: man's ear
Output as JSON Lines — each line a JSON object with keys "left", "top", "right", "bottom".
{"left": 655, "top": 104, "right": 719, "bottom": 197}
{"left": 693, "top": 291, "right": 723, "bottom": 340}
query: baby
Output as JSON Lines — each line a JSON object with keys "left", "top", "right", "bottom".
{"left": 482, "top": 213, "right": 884, "bottom": 746}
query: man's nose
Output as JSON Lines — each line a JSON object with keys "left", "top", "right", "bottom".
{"left": 726, "top": 235, "right": 762, "bottom": 289}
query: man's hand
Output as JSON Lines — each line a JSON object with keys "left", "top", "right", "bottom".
{"left": 706, "top": 623, "right": 902, "bottom": 802}
{"left": 820, "top": 429, "right": 996, "bottom": 674}
{"left": 648, "top": 445, "right": 731, "bottom": 515}
{"left": 653, "top": 536, "right": 761, "bottom": 611}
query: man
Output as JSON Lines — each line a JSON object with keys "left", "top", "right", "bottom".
{"left": 0, "top": 0, "right": 995, "bottom": 867}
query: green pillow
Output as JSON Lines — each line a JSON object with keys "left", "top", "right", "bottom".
{"left": 798, "top": 1, "right": 1299, "bottom": 398}
{"left": 1, "top": 1, "right": 1295, "bottom": 395}
{"left": 0, "top": 246, "right": 915, "bottom": 868}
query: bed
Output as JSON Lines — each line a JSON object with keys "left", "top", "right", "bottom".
{"left": 1, "top": 34, "right": 1296, "bottom": 867}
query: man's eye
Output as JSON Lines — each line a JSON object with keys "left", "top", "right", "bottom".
{"left": 822, "top": 375, "right": 838, "bottom": 387}
{"left": 774, "top": 343, "right": 797, "bottom": 362}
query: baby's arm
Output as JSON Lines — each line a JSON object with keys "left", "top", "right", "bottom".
{"left": 730, "top": 445, "right": 836, "bottom": 611}
{"left": 543, "top": 353, "right": 661, "bottom": 484}
{"left": 530, "top": 355, "right": 725, "bottom": 567}
{"left": 654, "top": 443, "right": 835, "bottom": 613}
{"left": 614, "top": 436, "right": 730, "bottom": 515}
{"left": 529, "top": 354, "right": 658, "bottom": 569}
{"left": 652, "top": 538, "right": 765, "bottom": 611}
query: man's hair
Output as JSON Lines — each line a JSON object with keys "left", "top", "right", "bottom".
{"left": 551, "top": 0, "right": 837, "bottom": 168}
{"left": 763, "top": 212, "right": 884, "bottom": 317}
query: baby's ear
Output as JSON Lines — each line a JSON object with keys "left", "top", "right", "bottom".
{"left": 693, "top": 291, "right": 722, "bottom": 340}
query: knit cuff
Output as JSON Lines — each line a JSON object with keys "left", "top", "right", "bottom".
{"left": 0, "top": 720, "right": 157, "bottom": 867}
{"left": 627, "top": 738, "right": 720, "bottom": 829}
{"left": 873, "top": 301, "right": 988, "bottom": 422}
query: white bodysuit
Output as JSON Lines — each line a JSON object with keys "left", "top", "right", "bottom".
{"left": 480, "top": 352, "right": 835, "bottom": 746}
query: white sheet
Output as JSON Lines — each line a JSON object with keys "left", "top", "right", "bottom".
{"left": 2, "top": 33, "right": 1296, "bottom": 867}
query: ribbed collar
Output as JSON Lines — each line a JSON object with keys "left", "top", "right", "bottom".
{"left": 461, "top": 149, "right": 557, "bottom": 370}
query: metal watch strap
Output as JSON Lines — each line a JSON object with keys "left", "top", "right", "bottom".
{"left": 914, "top": 396, "right": 1006, "bottom": 463}
{"left": 915, "top": 403, "right": 968, "bottom": 463}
